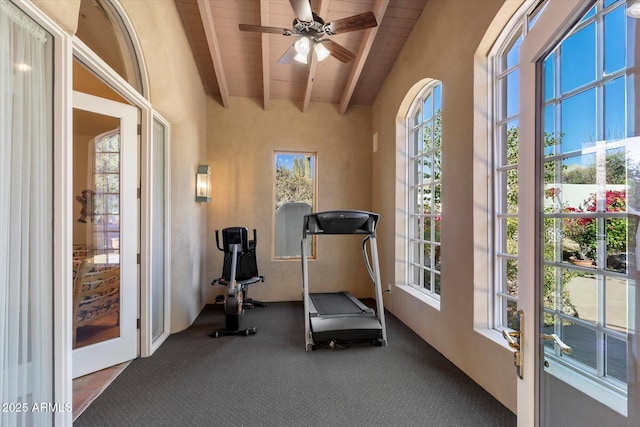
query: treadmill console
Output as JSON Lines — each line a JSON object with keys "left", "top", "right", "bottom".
{"left": 304, "top": 210, "right": 378, "bottom": 236}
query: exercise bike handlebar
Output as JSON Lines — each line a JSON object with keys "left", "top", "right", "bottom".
{"left": 215, "top": 229, "right": 222, "bottom": 252}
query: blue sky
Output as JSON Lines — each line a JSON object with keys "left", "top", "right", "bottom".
{"left": 542, "top": 2, "right": 627, "bottom": 158}
{"left": 275, "top": 153, "right": 315, "bottom": 177}
{"left": 502, "top": 2, "right": 628, "bottom": 161}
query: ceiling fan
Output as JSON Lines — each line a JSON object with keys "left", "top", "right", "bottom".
{"left": 239, "top": 0, "right": 377, "bottom": 65}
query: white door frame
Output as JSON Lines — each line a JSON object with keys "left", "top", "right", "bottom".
{"left": 517, "top": 0, "right": 635, "bottom": 425}
{"left": 73, "top": 34, "right": 172, "bottom": 356}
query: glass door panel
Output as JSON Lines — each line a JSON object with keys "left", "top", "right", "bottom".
{"left": 72, "top": 109, "right": 121, "bottom": 349}
{"left": 151, "top": 118, "right": 166, "bottom": 343}
{"left": 535, "top": 1, "right": 638, "bottom": 425}
{"left": 72, "top": 91, "right": 137, "bottom": 378}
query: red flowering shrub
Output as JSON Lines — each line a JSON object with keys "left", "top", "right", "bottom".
{"left": 563, "top": 190, "right": 627, "bottom": 260}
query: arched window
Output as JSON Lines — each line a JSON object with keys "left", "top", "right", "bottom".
{"left": 406, "top": 81, "right": 443, "bottom": 299}
{"left": 76, "top": 0, "right": 146, "bottom": 96}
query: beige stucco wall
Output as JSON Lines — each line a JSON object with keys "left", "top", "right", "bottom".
{"left": 371, "top": 0, "right": 517, "bottom": 412}
{"left": 206, "top": 98, "right": 373, "bottom": 303}
{"left": 121, "top": 0, "right": 208, "bottom": 333}
{"left": 31, "top": 0, "right": 80, "bottom": 34}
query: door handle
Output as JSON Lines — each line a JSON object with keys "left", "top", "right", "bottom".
{"left": 542, "top": 333, "right": 572, "bottom": 354}
{"left": 502, "top": 309, "right": 524, "bottom": 379}
{"left": 502, "top": 330, "right": 520, "bottom": 349}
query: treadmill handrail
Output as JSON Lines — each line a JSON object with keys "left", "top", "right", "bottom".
{"left": 362, "top": 236, "right": 375, "bottom": 285}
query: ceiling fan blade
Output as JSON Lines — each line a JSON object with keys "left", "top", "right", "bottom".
{"left": 239, "top": 24, "right": 291, "bottom": 35}
{"left": 289, "top": 0, "right": 313, "bottom": 22}
{"left": 325, "top": 12, "right": 377, "bottom": 35}
{"left": 321, "top": 40, "right": 355, "bottom": 63}
{"left": 278, "top": 45, "right": 298, "bottom": 64}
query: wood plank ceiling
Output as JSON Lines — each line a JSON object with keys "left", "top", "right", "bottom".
{"left": 175, "top": 0, "right": 427, "bottom": 113}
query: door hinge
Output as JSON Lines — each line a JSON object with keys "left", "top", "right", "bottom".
{"left": 137, "top": 253, "right": 141, "bottom": 264}
{"left": 137, "top": 124, "right": 142, "bottom": 135}
{"left": 137, "top": 188, "right": 141, "bottom": 199}
{"left": 137, "top": 318, "right": 141, "bottom": 329}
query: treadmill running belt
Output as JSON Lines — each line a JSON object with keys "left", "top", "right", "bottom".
{"left": 310, "top": 293, "right": 363, "bottom": 316}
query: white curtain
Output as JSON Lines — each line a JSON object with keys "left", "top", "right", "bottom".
{"left": 0, "top": 1, "right": 53, "bottom": 426}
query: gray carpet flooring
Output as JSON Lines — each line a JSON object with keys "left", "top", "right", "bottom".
{"left": 74, "top": 301, "right": 516, "bottom": 426}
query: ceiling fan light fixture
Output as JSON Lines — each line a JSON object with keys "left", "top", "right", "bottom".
{"left": 314, "top": 42, "right": 330, "bottom": 62}
{"left": 294, "top": 52, "right": 308, "bottom": 64}
{"left": 294, "top": 36, "right": 310, "bottom": 59}
{"left": 627, "top": 1, "right": 640, "bottom": 18}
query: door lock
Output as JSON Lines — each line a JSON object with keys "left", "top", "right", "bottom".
{"left": 502, "top": 309, "right": 524, "bottom": 379}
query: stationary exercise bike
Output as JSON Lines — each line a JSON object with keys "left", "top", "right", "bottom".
{"left": 210, "top": 227, "right": 265, "bottom": 338}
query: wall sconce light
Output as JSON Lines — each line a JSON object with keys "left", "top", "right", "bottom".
{"left": 196, "top": 165, "right": 211, "bottom": 202}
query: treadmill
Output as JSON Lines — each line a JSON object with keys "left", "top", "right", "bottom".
{"left": 301, "top": 210, "right": 388, "bottom": 350}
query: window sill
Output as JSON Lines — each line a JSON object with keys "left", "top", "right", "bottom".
{"left": 396, "top": 284, "right": 441, "bottom": 311}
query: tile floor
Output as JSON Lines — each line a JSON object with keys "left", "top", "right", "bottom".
{"left": 72, "top": 361, "right": 130, "bottom": 421}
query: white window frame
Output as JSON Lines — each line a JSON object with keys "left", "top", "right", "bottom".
{"left": 272, "top": 150, "right": 317, "bottom": 260}
{"left": 406, "top": 81, "right": 443, "bottom": 300}
{"left": 487, "top": 0, "right": 547, "bottom": 332}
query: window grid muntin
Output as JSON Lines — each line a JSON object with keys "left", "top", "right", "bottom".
{"left": 93, "top": 130, "right": 120, "bottom": 255}
{"left": 492, "top": 0, "right": 550, "bottom": 330}
{"left": 407, "top": 82, "right": 442, "bottom": 297}
{"left": 541, "top": 0, "right": 630, "bottom": 391}
{"left": 492, "top": 20, "right": 526, "bottom": 331}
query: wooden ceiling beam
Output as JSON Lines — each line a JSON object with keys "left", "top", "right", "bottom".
{"left": 197, "top": 0, "right": 230, "bottom": 108}
{"left": 338, "top": 0, "right": 389, "bottom": 115}
{"left": 302, "top": 0, "right": 329, "bottom": 113}
{"left": 261, "top": 0, "right": 270, "bottom": 110}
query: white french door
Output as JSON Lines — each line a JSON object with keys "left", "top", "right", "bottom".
{"left": 518, "top": 0, "right": 639, "bottom": 425}
{"left": 72, "top": 91, "right": 138, "bottom": 378}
